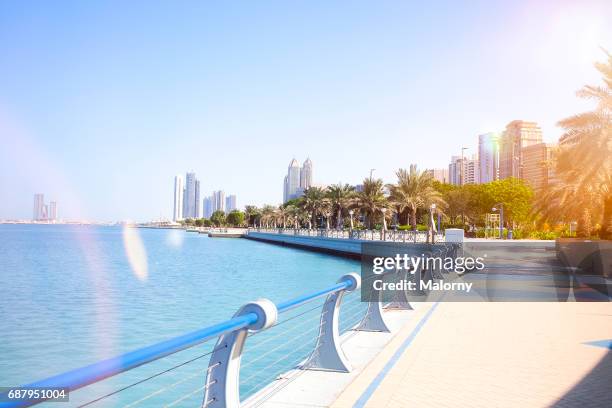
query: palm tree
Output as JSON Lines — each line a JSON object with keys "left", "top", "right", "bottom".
{"left": 285, "top": 204, "right": 301, "bottom": 228}
{"left": 275, "top": 205, "right": 289, "bottom": 228}
{"left": 388, "top": 165, "right": 446, "bottom": 230}
{"left": 244, "top": 205, "right": 260, "bottom": 227}
{"left": 319, "top": 199, "right": 333, "bottom": 229}
{"left": 300, "top": 187, "right": 326, "bottom": 229}
{"left": 326, "top": 183, "right": 356, "bottom": 229}
{"left": 260, "top": 205, "right": 276, "bottom": 228}
{"left": 536, "top": 51, "right": 612, "bottom": 238}
{"left": 356, "top": 178, "right": 388, "bottom": 229}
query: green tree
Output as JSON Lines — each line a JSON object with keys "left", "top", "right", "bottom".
{"left": 326, "top": 183, "right": 356, "bottom": 229}
{"left": 536, "top": 51, "right": 612, "bottom": 238}
{"left": 487, "top": 178, "right": 534, "bottom": 228}
{"left": 300, "top": 187, "right": 327, "bottom": 229}
{"left": 388, "top": 165, "right": 446, "bottom": 230}
{"left": 444, "top": 187, "right": 470, "bottom": 225}
{"left": 210, "top": 210, "right": 226, "bottom": 227}
{"left": 194, "top": 218, "right": 204, "bottom": 227}
{"left": 260, "top": 205, "right": 276, "bottom": 228}
{"left": 226, "top": 210, "right": 245, "bottom": 226}
{"left": 244, "top": 205, "right": 260, "bottom": 227}
{"left": 355, "top": 178, "right": 388, "bottom": 229}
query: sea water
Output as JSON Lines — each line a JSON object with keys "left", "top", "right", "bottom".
{"left": 0, "top": 225, "right": 363, "bottom": 406}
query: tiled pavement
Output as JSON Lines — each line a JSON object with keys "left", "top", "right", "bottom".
{"left": 331, "top": 302, "right": 612, "bottom": 408}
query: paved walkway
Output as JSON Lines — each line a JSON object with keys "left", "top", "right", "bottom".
{"left": 331, "top": 302, "right": 612, "bottom": 408}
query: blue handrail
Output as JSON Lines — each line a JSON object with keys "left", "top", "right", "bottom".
{"left": 1, "top": 280, "right": 354, "bottom": 408}
{"left": 277, "top": 280, "right": 350, "bottom": 312}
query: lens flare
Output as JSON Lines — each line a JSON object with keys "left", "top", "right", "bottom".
{"left": 122, "top": 225, "right": 148, "bottom": 281}
{"left": 166, "top": 229, "right": 185, "bottom": 248}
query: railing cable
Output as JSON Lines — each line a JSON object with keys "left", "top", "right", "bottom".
{"left": 77, "top": 345, "right": 222, "bottom": 407}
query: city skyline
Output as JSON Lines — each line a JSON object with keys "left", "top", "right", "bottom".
{"left": 1, "top": 1, "right": 610, "bottom": 221}
{"left": 32, "top": 193, "right": 58, "bottom": 222}
{"left": 284, "top": 158, "right": 313, "bottom": 202}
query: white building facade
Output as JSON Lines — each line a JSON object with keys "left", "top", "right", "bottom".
{"left": 225, "top": 195, "right": 237, "bottom": 213}
{"left": 283, "top": 158, "right": 313, "bottom": 202}
{"left": 173, "top": 175, "right": 184, "bottom": 221}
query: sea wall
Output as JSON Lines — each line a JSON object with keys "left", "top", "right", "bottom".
{"left": 245, "top": 232, "right": 364, "bottom": 258}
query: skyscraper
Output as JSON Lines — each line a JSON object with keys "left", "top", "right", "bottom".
{"left": 448, "top": 156, "right": 462, "bottom": 185}
{"left": 499, "top": 121, "right": 543, "bottom": 180}
{"left": 425, "top": 168, "right": 449, "bottom": 183}
{"left": 300, "top": 158, "right": 313, "bottom": 190}
{"left": 33, "top": 194, "right": 44, "bottom": 221}
{"left": 225, "top": 195, "right": 237, "bottom": 213}
{"left": 283, "top": 175, "right": 289, "bottom": 202}
{"left": 173, "top": 175, "right": 184, "bottom": 222}
{"left": 448, "top": 154, "right": 478, "bottom": 185}
{"left": 463, "top": 155, "right": 479, "bottom": 184}
{"left": 522, "top": 143, "right": 555, "bottom": 191}
{"left": 212, "top": 190, "right": 226, "bottom": 213}
{"left": 283, "top": 158, "right": 308, "bottom": 202}
{"left": 49, "top": 201, "right": 58, "bottom": 221}
{"left": 195, "top": 180, "right": 201, "bottom": 218}
{"left": 478, "top": 133, "right": 500, "bottom": 183}
{"left": 183, "top": 172, "right": 197, "bottom": 219}
{"left": 203, "top": 196, "right": 213, "bottom": 218}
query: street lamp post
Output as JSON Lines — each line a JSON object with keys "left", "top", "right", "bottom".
{"left": 348, "top": 210, "right": 354, "bottom": 237}
{"left": 381, "top": 208, "right": 387, "bottom": 240}
{"left": 429, "top": 203, "right": 437, "bottom": 243}
{"left": 492, "top": 203, "right": 504, "bottom": 239}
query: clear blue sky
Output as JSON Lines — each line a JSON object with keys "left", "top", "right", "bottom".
{"left": 1, "top": 1, "right": 610, "bottom": 221}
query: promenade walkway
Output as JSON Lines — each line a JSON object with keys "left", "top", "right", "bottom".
{"left": 331, "top": 302, "right": 611, "bottom": 408}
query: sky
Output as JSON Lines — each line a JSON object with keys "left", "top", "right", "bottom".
{"left": 0, "top": 0, "right": 610, "bottom": 222}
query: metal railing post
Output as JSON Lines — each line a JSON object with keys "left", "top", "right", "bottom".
{"left": 356, "top": 271, "right": 392, "bottom": 333}
{"left": 303, "top": 273, "right": 361, "bottom": 373}
{"left": 203, "top": 299, "right": 278, "bottom": 408}
{"left": 384, "top": 266, "right": 413, "bottom": 310}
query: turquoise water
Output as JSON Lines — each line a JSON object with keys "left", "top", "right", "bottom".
{"left": 0, "top": 225, "right": 363, "bottom": 406}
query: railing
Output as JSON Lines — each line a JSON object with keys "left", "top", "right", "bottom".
{"left": 251, "top": 228, "right": 445, "bottom": 243}
{"left": 0, "top": 273, "right": 374, "bottom": 408}
{"left": 1, "top": 240, "right": 464, "bottom": 408}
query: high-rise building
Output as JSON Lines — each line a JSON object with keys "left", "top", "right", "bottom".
{"left": 283, "top": 175, "right": 289, "bottom": 203}
{"left": 49, "top": 201, "right": 58, "bottom": 221}
{"left": 448, "top": 156, "right": 462, "bottom": 185}
{"left": 521, "top": 143, "right": 555, "bottom": 191}
{"left": 183, "top": 172, "right": 197, "bottom": 218}
{"left": 173, "top": 175, "right": 184, "bottom": 222}
{"left": 225, "top": 195, "right": 237, "bottom": 213}
{"left": 195, "top": 180, "right": 201, "bottom": 218}
{"left": 212, "top": 190, "right": 226, "bottom": 213}
{"left": 463, "top": 155, "right": 479, "bottom": 184}
{"left": 448, "top": 154, "right": 478, "bottom": 185}
{"left": 203, "top": 196, "right": 213, "bottom": 218}
{"left": 478, "top": 133, "right": 500, "bottom": 183}
{"left": 33, "top": 194, "right": 44, "bottom": 221}
{"left": 300, "top": 158, "right": 313, "bottom": 190}
{"left": 283, "top": 158, "right": 308, "bottom": 202}
{"left": 499, "top": 121, "right": 543, "bottom": 180}
{"left": 425, "top": 168, "right": 449, "bottom": 184}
